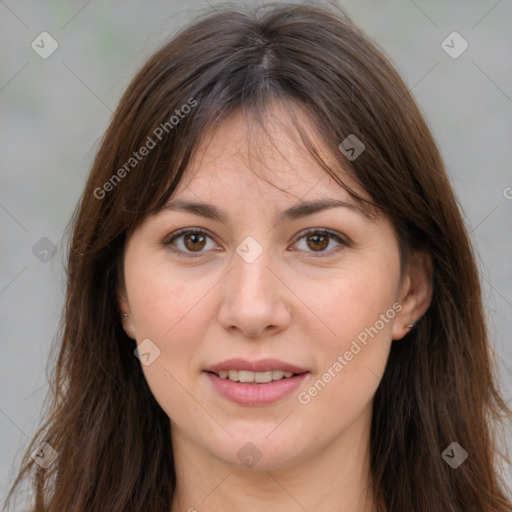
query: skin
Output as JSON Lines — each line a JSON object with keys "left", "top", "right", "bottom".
{"left": 118, "top": 106, "right": 432, "bottom": 512}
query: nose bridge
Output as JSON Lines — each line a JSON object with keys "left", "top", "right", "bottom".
{"left": 218, "top": 234, "right": 291, "bottom": 336}
{"left": 231, "top": 235, "right": 275, "bottom": 300}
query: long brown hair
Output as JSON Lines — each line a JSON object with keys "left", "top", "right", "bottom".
{"left": 4, "top": 3, "right": 511, "bottom": 511}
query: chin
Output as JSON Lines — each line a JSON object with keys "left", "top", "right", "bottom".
{"left": 206, "top": 433, "right": 311, "bottom": 472}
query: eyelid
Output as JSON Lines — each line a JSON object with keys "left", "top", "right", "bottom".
{"left": 163, "top": 226, "right": 213, "bottom": 244}
{"left": 162, "top": 227, "right": 350, "bottom": 258}
{"left": 293, "top": 227, "right": 350, "bottom": 245}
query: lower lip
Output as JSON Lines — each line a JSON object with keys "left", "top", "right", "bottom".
{"left": 205, "top": 372, "right": 308, "bottom": 406}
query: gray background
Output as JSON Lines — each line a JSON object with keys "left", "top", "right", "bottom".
{"left": 1, "top": 0, "right": 511, "bottom": 506}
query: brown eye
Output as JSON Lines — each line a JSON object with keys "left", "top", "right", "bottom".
{"left": 164, "top": 228, "right": 217, "bottom": 258}
{"left": 293, "top": 229, "right": 347, "bottom": 257}
{"left": 306, "top": 233, "right": 329, "bottom": 251}
{"left": 183, "top": 232, "right": 207, "bottom": 252}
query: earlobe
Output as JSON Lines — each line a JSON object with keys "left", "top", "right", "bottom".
{"left": 117, "top": 291, "right": 137, "bottom": 340}
{"left": 121, "top": 315, "right": 137, "bottom": 340}
{"left": 392, "top": 251, "right": 433, "bottom": 340}
{"left": 117, "top": 290, "right": 129, "bottom": 316}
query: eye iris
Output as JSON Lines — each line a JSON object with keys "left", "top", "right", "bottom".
{"left": 184, "top": 232, "right": 206, "bottom": 251}
{"left": 307, "top": 233, "right": 329, "bottom": 251}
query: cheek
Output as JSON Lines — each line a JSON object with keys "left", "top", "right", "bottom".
{"left": 126, "top": 255, "right": 216, "bottom": 340}
{"left": 297, "top": 302, "right": 394, "bottom": 438}
{"left": 295, "top": 255, "right": 400, "bottom": 348}
{"left": 123, "top": 254, "right": 221, "bottom": 414}
{"left": 294, "top": 256, "right": 399, "bottom": 411}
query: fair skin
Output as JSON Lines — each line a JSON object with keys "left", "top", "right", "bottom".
{"left": 119, "top": 107, "right": 432, "bottom": 512}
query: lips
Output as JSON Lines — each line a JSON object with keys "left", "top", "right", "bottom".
{"left": 204, "top": 358, "right": 308, "bottom": 374}
{"left": 203, "top": 358, "right": 309, "bottom": 406}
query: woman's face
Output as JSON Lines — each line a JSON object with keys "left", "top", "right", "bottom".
{"left": 120, "top": 108, "right": 421, "bottom": 471}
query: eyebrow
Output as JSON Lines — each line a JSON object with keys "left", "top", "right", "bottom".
{"left": 160, "top": 198, "right": 372, "bottom": 223}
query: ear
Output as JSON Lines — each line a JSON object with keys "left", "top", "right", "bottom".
{"left": 117, "top": 288, "right": 137, "bottom": 340}
{"left": 392, "top": 250, "right": 433, "bottom": 340}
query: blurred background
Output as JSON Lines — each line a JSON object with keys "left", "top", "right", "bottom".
{"left": 1, "top": 0, "right": 511, "bottom": 505}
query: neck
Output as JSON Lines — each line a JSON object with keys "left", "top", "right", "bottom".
{"left": 170, "top": 407, "right": 378, "bottom": 512}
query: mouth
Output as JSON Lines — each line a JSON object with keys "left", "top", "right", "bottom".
{"left": 203, "top": 358, "right": 309, "bottom": 406}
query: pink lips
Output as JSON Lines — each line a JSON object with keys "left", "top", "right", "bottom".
{"left": 204, "top": 358, "right": 309, "bottom": 406}
{"left": 204, "top": 358, "right": 308, "bottom": 374}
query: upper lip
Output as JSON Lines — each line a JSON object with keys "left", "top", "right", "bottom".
{"left": 204, "top": 358, "right": 308, "bottom": 374}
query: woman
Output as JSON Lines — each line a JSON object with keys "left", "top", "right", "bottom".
{"left": 4, "top": 3, "right": 511, "bottom": 511}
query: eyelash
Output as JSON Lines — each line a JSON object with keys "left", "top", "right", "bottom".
{"left": 162, "top": 227, "right": 349, "bottom": 259}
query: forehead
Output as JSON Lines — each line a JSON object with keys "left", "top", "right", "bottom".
{"left": 173, "top": 105, "right": 367, "bottom": 206}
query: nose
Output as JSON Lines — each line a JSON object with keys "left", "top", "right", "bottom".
{"left": 218, "top": 248, "right": 292, "bottom": 339}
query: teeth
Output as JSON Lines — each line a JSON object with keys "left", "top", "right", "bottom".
{"left": 239, "top": 370, "right": 256, "bottom": 383}
{"left": 215, "top": 369, "right": 297, "bottom": 383}
{"left": 255, "top": 371, "right": 273, "bottom": 383}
